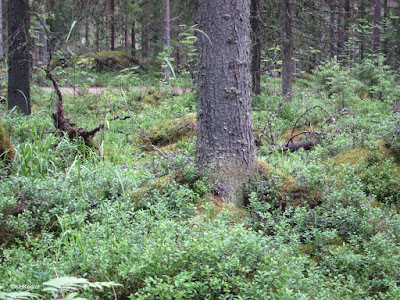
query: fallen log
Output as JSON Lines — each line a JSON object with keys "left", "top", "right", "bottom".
{"left": 284, "top": 139, "right": 319, "bottom": 152}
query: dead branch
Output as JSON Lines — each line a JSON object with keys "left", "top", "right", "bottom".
{"left": 263, "top": 88, "right": 306, "bottom": 145}
{"left": 45, "top": 52, "right": 104, "bottom": 147}
{"left": 290, "top": 105, "right": 335, "bottom": 139}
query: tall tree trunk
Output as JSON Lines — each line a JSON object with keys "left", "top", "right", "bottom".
{"left": 337, "top": 3, "right": 344, "bottom": 57}
{"left": 196, "top": 0, "right": 256, "bottom": 206}
{"left": 105, "top": 0, "right": 110, "bottom": 49}
{"left": 110, "top": 0, "right": 115, "bottom": 50}
{"left": 144, "top": 2, "right": 151, "bottom": 57}
{"left": 382, "top": 0, "right": 390, "bottom": 61}
{"left": 250, "top": 0, "right": 261, "bottom": 95}
{"left": 329, "top": 2, "right": 335, "bottom": 58}
{"left": 96, "top": 0, "right": 101, "bottom": 52}
{"left": 0, "top": 0, "right": 3, "bottom": 61}
{"left": 85, "top": 18, "right": 89, "bottom": 47}
{"left": 338, "top": 0, "right": 351, "bottom": 62}
{"left": 163, "top": 0, "right": 171, "bottom": 82}
{"left": 282, "top": 0, "right": 293, "bottom": 101}
{"left": 131, "top": 21, "right": 136, "bottom": 56}
{"left": 124, "top": 25, "right": 128, "bottom": 48}
{"left": 8, "top": 0, "right": 31, "bottom": 115}
{"left": 373, "top": 0, "right": 382, "bottom": 54}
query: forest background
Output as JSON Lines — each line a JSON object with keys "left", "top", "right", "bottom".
{"left": 2, "top": 0, "right": 400, "bottom": 299}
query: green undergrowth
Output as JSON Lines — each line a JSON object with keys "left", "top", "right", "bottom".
{"left": 2, "top": 57, "right": 400, "bottom": 299}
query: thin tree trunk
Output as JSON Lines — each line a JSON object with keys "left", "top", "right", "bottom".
{"left": 110, "top": 0, "right": 115, "bottom": 50}
{"left": 0, "top": 0, "right": 3, "bottom": 60}
{"left": 8, "top": 0, "right": 31, "bottom": 115}
{"left": 373, "top": 0, "right": 382, "bottom": 54}
{"left": 329, "top": 2, "right": 335, "bottom": 58}
{"left": 163, "top": 0, "right": 171, "bottom": 82}
{"left": 96, "top": 0, "right": 101, "bottom": 52}
{"left": 124, "top": 25, "right": 128, "bottom": 48}
{"left": 282, "top": 0, "right": 293, "bottom": 102}
{"left": 144, "top": 2, "right": 151, "bottom": 57}
{"left": 382, "top": 0, "right": 389, "bottom": 61}
{"left": 105, "top": 0, "right": 110, "bottom": 49}
{"left": 250, "top": 0, "right": 261, "bottom": 95}
{"left": 337, "top": 3, "right": 344, "bottom": 57}
{"left": 131, "top": 20, "right": 136, "bottom": 56}
{"left": 196, "top": 0, "right": 256, "bottom": 206}
{"left": 339, "top": 0, "right": 351, "bottom": 62}
{"left": 85, "top": 18, "right": 89, "bottom": 47}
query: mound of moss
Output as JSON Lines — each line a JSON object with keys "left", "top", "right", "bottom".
{"left": 144, "top": 114, "right": 197, "bottom": 149}
{"left": 0, "top": 123, "right": 14, "bottom": 161}
{"left": 331, "top": 141, "right": 400, "bottom": 204}
{"left": 75, "top": 51, "right": 144, "bottom": 72}
{"left": 253, "top": 160, "right": 323, "bottom": 209}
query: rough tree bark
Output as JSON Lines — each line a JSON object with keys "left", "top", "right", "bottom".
{"left": 8, "top": 0, "right": 31, "bottom": 115}
{"left": 144, "top": 1, "right": 151, "bottom": 57}
{"left": 0, "top": 0, "right": 3, "bottom": 60}
{"left": 338, "top": 0, "right": 351, "bottom": 62}
{"left": 373, "top": 0, "right": 382, "bottom": 54}
{"left": 131, "top": 21, "right": 136, "bottom": 56}
{"left": 110, "top": 0, "right": 115, "bottom": 50}
{"left": 337, "top": 2, "right": 344, "bottom": 57}
{"left": 329, "top": 1, "right": 335, "bottom": 58}
{"left": 96, "top": 0, "right": 101, "bottom": 52}
{"left": 85, "top": 19, "right": 89, "bottom": 47}
{"left": 105, "top": 0, "right": 110, "bottom": 49}
{"left": 196, "top": 0, "right": 256, "bottom": 206}
{"left": 250, "top": 0, "right": 261, "bottom": 95}
{"left": 163, "top": 0, "right": 171, "bottom": 82}
{"left": 282, "top": 0, "right": 293, "bottom": 102}
{"left": 38, "top": 0, "right": 48, "bottom": 66}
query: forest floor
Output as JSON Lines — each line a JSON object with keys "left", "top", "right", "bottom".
{"left": 40, "top": 86, "right": 191, "bottom": 94}
{"left": 2, "top": 63, "right": 400, "bottom": 299}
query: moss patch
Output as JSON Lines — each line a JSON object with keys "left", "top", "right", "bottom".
{"left": 331, "top": 141, "right": 400, "bottom": 204}
{"left": 145, "top": 114, "right": 197, "bottom": 148}
{"left": 331, "top": 147, "right": 368, "bottom": 166}
{"left": 128, "top": 175, "right": 173, "bottom": 205}
{"left": 79, "top": 51, "right": 142, "bottom": 71}
{"left": 256, "top": 160, "right": 323, "bottom": 209}
{"left": 0, "top": 123, "right": 14, "bottom": 161}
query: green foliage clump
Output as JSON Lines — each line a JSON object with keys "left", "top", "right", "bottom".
{"left": 3, "top": 54, "right": 400, "bottom": 300}
{"left": 79, "top": 51, "right": 141, "bottom": 72}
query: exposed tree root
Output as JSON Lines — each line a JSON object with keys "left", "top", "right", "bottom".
{"left": 45, "top": 55, "right": 103, "bottom": 147}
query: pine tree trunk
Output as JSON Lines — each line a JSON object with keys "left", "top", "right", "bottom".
{"left": 0, "top": 0, "right": 3, "bottom": 61}
{"left": 96, "top": 0, "right": 101, "bottom": 52}
{"left": 250, "top": 0, "right": 261, "bottom": 95}
{"left": 163, "top": 0, "right": 170, "bottom": 82}
{"left": 373, "top": 0, "right": 382, "bottom": 54}
{"left": 338, "top": 0, "right": 351, "bottom": 62}
{"left": 38, "top": 0, "right": 47, "bottom": 65}
{"left": 131, "top": 21, "right": 136, "bottom": 56}
{"left": 110, "top": 0, "right": 115, "bottom": 51}
{"left": 105, "top": 0, "right": 110, "bottom": 49}
{"left": 337, "top": 3, "right": 344, "bottom": 57}
{"left": 196, "top": 0, "right": 256, "bottom": 206}
{"left": 124, "top": 25, "right": 128, "bottom": 48}
{"left": 282, "top": 0, "right": 293, "bottom": 102}
{"left": 329, "top": 2, "right": 335, "bottom": 58}
{"left": 144, "top": 2, "right": 151, "bottom": 57}
{"left": 8, "top": 0, "right": 31, "bottom": 115}
{"left": 85, "top": 19, "right": 89, "bottom": 47}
